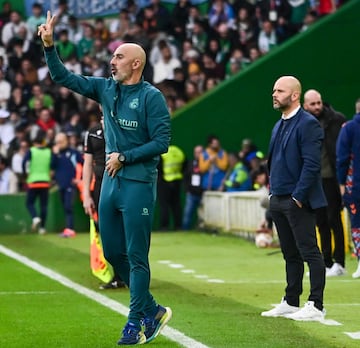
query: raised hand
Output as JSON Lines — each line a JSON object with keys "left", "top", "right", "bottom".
{"left": 37, "top": 10, "right": 56, "bottom": 47}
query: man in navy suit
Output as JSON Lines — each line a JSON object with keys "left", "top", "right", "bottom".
{"left": 261, "top": 76, "right": 327, "bottom": 321}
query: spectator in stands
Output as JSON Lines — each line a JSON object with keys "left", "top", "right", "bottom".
{"left": 288, "top": 0, "right": 310, "bottom": 33}
{"left": 204, "top": 76, "right": 220, "bottom": 91}
{"left": 94, "top": 17, "right": 110, "bottom": 53}
{"left": 109, "top": 9, "right": 133, "bottom": 42}
{"left": 206, "top": 37, "right": 224, "bottom": 65}
{"left": 92, "top": 38, "right": 111, "bottom": 66}
{"left": 77, "top": 23, "right": 95, "bottom": 60}
{"left": 80, "top": 53, "right": 95, "bottom": 75}
{"left": 225, "top": 56, "right": 242, "bottom": 79}
{"left": 11, "top": 72, "right": 32, "bottom": 103}
{"left": 258, "top": 20, "right": 277, "bottom": 55}
{"left": 227, "top": 47, "right": 250, "bottom": 72}
{"left": 67, "top": 15, "right": 83, "bottom": 44}
{"left": 55, "top": 29, "right": 77, "bottom": 62}
{"left": 31, "top": 107, "right": 60, "bottom": 141}
{"left": 20, "top": 58, "right": 39, "bottom": 85}
{"left": 184, "top": 79, "right": 201, "bottom": 102}
{"left": 182, "top": 46, "right": 200, "bottom": 75}
{"left": 213, "top": 22, "right": 236, "bottom": 66}
{"left": 252, "top": 5, "right": 264, "bottom": 37}
{"left": 64, "top": 54, "right": 82, "bottom": 74}
{"left": 299, "top": 10, "right": 318, "bottom": 32}
{"left": 0, "top": 2, "right": 12, "bottom": 40}
{"left": 171, "top": 0, "right": 191, "bottom": 43}
{"left": 208, "top": 0, "right": 236, "bottom": 29}
{"left": 53, "top": 0, "right": 72, "bottom": 38}
{"left": 182, "top": 144, "right": 204, "bottom": 230}
{"left": 0, "top": 108, "right": 14, "bottom": 157}
{"left": 157, "top": 144, "right": 186, "bottom": 231}
{"left": 7, "top": 119, "right": 30, "bottom": 160}
{"left": 220, "top": 152, "right": 252, "bottom": 192}
{"left": 148, "top": 0, "right": 171, "bottom": 32}
{"left": 152, "top": 40, "right": 182, "bottom": 85}
{"left": 28, "top": 83, "right": 54, "bottom": 111}
{"left": 0, "top": 153, "right": 18, "bottom": 194}
{"left": 199, "top": 134, "right": 229, "bottom": 191}
{"left": 6, "top": 38, "right": 27, "bottom": 79}
{"left": 185, "top": 5, "right": 205, "bottom": 39}
{"left": 201, "top": 51, "right": 225, "bottom": 80}
{"left": 275, "top": 14, "right": 293, "bottom": 44}
{"left": 336, "top": 98, "right": 360, "bottom": 279}
{"left": 1, "top": 10, "right": 31, "bottom": 49}
{"left": 62, "top": 112, "right": 84, "bottom": 140}
{"left": 0, "top": 68, "right": 11, "bottom": 109}
{"left": 94, "top": 17, "right": 111, "bottom": 43}
{"left": 189, "top": 19, "right": 208, "bottom": 55}
{"left": 317, "top": 0, "right": 337, "bottom": 17}
{"left": 262, "top": 75, "right": 326, "bottom": 321}
{"left": 22, "top": 131, "right": 53, "bottom": 234}
{"left": 53, "top": 86, "right": 80, "bottom": 125}
{"left": 137, "top": 4, "right": 159, "bottom": 35}
{"left": 7, "top": 86, "right": 29, "bottom": 118}
{"left": 170, "top": 67, "right": 186, "bottom": 99}
{"left": 10, "top": 25, "right": 39, "bottom": 65}
{"left": 52, "top": 132, "right": 83, "bottom": 238}
{"left": 303, "top": 89, "right": 346, "bottom": 277}
{"left": 149, "top": 33, "right": 179, "bottom": 66}
{"left": 248, "top": 45, "right": 261, "bottom": 63}
{"left": 235, "top": 6, "right": 258, "bottom": 54}
{"left": 26, "top": 2, "right": 46, "bottom": 38}
{"left": 259, "top": 0, "right": 292, "bottom": 23}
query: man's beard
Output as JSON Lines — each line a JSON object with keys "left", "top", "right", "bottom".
{"left": 273, "top": 96, "right": 292, "bottom": 112}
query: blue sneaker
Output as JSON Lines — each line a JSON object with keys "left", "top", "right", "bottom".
{"left": 143, "top": 305, "right": 172, "bottom": 343}
{"left": 117, "top": 322, "right": 146, "bottom": 345}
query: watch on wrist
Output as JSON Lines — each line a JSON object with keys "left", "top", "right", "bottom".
{"left": 118, "top": 153, "right": 126, "bottom": 164}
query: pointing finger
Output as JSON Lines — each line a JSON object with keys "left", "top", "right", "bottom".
{"left": 46, "top": 10, "right": 51, "bottom": 23}
{"left": 49, "top": 13, "right": 56, "bottom": 27}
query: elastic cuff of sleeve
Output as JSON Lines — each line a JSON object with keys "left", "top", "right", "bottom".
{"left": 123, "top": 151, "right": 130, "bottom": 164}
{"left": 44, "top": 45, "right": 55, "bottom": 51}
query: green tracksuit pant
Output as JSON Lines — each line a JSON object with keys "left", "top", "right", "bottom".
{"left": 99, "top": 174, "right": 158, "bottom": 325}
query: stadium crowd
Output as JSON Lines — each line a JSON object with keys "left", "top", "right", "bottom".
{"left": 0, "top": 0, "right": 349, "bottom": 196}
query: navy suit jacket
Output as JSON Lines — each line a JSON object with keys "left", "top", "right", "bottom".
{"left": 268, "top": 108, "right": 327, "bottom": 209}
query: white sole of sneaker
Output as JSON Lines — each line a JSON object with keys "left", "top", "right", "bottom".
{"left": 146, "top": 307, "right": 172, "bottom": 343}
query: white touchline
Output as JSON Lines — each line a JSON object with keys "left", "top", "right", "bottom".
{"left": 0, "top": 244, "right": 211, "bottom": 348}
{"left": 169, "top": 263, "right": 185, "bottom": 268}
{"left": 0, "top": 291, "right": 58, "bottom": 295}
{"left": 158, "top": 260, "right": 226, "bottom": 283}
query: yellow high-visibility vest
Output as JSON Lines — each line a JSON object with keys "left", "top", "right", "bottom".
{"left": 161, "top": 145, "right": 185, "bottom": 182}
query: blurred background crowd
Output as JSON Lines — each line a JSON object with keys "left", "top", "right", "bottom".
{"left": 0, "top": 0, "right": 350, "bottom": 196}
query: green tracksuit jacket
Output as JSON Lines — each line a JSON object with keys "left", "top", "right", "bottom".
{"left": 45, "top": 46, "right": 171, "bottom": 324}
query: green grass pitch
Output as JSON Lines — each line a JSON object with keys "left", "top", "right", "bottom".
{"left": 0, "top": 231, "right": 359, "bottom": 347}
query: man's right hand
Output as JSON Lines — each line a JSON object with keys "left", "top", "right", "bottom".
{"left": 37, "top": 10, "right": 56, "bottom": 47}
{"left": 83, "top": 194, "right": 95, "bottom": 216}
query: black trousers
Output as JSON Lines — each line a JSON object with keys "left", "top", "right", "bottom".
{"left": 316, "top": 177, "right": 345, "bottom": 268}
{"left": 157, "top": 179, "right": 182, "bottom": 230}
{"left": 270, "top": 195, "right": 326, "bottom": 310}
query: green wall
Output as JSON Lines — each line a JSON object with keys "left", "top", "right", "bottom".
{"left": 171, "top": 1, "right": 360, "bottom": 157}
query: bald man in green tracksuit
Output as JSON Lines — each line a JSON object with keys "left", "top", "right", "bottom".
{"left": 39, "top": 11, "right": 172, "bottom": 346}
